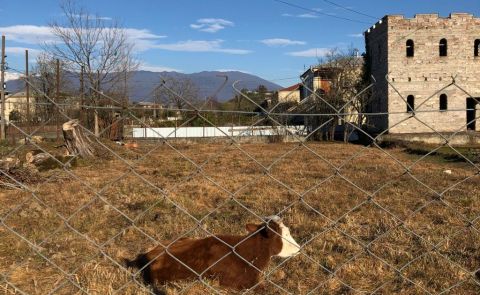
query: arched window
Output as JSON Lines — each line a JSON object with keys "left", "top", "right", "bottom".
{"left": 475, "top": 39, "right": 480, "bottom": 57}
{"left": 407, "top": 95, "right": 415, "bottom": 113}
{"left": 406, "top": 39, "right": 414, "bottom": 57}
{"left": 439, "top": 94, "right": 448, "bottom": 111}
{"left": 439, "top": 38, "right": 448, "bottom": 56}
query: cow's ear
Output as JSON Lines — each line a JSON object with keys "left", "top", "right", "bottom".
{"left": 246, "top": 223, "right": 261, "bottom": 233}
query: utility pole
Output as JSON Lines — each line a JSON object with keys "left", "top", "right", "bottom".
{"left": 56, "top": 59, "right": 60, "bottom": 141}
{"left": 121, "top": 69, "right": 127, "bottom": 139}
{"left": 25, "top": 49, "right": 30, "bottom": 130}
{"left": 79, "top": 65, "right": 84, "bottom": 125}
{"left": 94, "top": 70, "right": 100, "bottom": 137}
{"left": 1, "top": 36, "right": 6, "bottom": 140}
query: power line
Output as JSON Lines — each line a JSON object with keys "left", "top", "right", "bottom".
{"left": 321, "top": 0, "right": 379, "bottom": 20}
{"left": 273, "top": 0, "right": 372, "bottom": 25}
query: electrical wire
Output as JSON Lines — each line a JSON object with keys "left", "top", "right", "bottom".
{"left": 321, "top": 0, "right": 379, "bottom": 20}
{"left": 273, "top": 0, "right": 372, "bottom": 24}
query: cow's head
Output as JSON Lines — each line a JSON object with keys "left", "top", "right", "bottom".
{"left": 246, "top": 216, "right": 300, "bottom": 258}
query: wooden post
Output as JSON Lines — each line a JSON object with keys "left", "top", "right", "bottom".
{"left": 117, "top": 69, "right": 127, "bottom": 140}
{"left": 25, "top": 50, "right": 30, "bottom": 131}
{"left": 79, "top": 65, "right": 84, "bottom": 125}
{"left": 94, "top": 70, "right": 100, "bottom": 137}
{"left": 56, "top": 59, "right": 60, "bottom": 142}
{"left": 1, "top": 36, "right": 5, "bottom": 140}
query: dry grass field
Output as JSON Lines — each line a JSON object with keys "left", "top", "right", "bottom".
{"left": 1, "top": 140, "right": 480, "bottom": 294}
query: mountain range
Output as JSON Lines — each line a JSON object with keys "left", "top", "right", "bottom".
{"left": 5, "top": 70, "right": 283, "bottom": 102}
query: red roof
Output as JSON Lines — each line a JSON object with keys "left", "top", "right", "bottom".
{"left": 279, "top": 83, "right": 300, "bottom": 92}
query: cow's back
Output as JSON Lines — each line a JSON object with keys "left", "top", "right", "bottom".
{"left": 144, "top": 235, "right": 266, "bottom": 289}
{"left": 145, "top": 236, "right": 232, "bottom": 282}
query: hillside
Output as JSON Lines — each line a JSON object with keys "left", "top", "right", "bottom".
{"left": 5, "top": 70, "right": 283, "bottom": 102}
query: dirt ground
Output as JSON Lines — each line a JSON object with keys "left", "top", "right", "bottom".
{"left": 1, "top": 140, "right": 479, "bottom": 294}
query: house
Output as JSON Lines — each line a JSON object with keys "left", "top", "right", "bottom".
{"left": 4, "top": 91, "right": 36, "bottom": 122}
{"left": 300, "top": 60, "right": 364, "bottom": 130}
{"left": 300, "top": 66, "right": 335, "bottom": 100}
{"left": 277, "top": 83, "right": 301, "bottom": 103}
{"left": 364, "top": 13, "right": 480, "bottom": 134}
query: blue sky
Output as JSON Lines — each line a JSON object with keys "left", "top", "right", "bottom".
{"left": 1, "top": 0, "right": 479, "bottom": 86}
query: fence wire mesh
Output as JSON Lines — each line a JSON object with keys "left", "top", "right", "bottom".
{"left": 1, "top": 61, "right": 480, "bottom": 295}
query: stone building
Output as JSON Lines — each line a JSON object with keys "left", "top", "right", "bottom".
{"left": 364, "top": 13, "right": 480, "bottom": 134}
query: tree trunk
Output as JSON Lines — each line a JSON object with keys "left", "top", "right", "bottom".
{"left": 63, "top": 119, "right": 95, "bottom": 158}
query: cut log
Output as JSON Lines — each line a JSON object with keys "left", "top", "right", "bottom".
{"left": 26, "top": 152, "right": 50, "bottom": 165}
{"left": 0, "top": 157, "right": 20, "bottom": 170}
{"left": 62, "top": 119, "right": 95, "bottom": 158}
{"left": 25, "top": 150, "right": 77, "bottom": 171}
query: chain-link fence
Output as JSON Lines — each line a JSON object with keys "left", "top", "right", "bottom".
{"left": 1, "top": 55, "right": 480, "bottom": 295}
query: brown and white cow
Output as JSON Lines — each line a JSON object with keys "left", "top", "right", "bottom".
{"left": 125, "top": 216, "right": 300, "bottom": 291}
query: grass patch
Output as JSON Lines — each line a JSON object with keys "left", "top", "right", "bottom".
{"left": 1, "top": 141, "right": 479, "bottom": 294}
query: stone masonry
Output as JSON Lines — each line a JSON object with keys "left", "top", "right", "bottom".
{"left": 364, "top": 13, "right": 480, "bottom": 134}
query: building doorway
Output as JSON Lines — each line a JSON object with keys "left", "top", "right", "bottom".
{"left": 466, "top": 97, "right": 478, "bottom": 130}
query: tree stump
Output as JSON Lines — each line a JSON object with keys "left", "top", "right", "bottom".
{"left": 63, "top": 119, "right": 95, "bottom": 158}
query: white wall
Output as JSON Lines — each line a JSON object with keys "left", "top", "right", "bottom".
{"left": 132, "top": 126, "right": 305, "bottom": 138}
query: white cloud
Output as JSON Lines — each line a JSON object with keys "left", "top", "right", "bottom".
{"left": 190, "top": 18, "right": 234, "bottom": 33}
{"left": 287, "top": 48, "right": 330, "bottom": 57}
{"left": 4, "top": 72, "right": 22, "bottom": 82}
{"left": 139, "top": 63, "right": 180, "bottom": 72}
{"left": 0, "top": 24, "right": 249, "bottom": 56}
{"left": 0, "top": 25, "right": 167, "bottom": 53}
{"left": 348, "top": 33, "right": 363, "bottom": 38}
{"left": 71, "top": 13, "right": 112, "bottom": 21}
{"left": 123, "top": 28, "right": 167, "bottom": 52}
{"left": 261, "top": 38, "right": 306, "bottom": 47}
{"left": 282, "top": 12, "right": 319, "bottom": 18}
{"left": 5, "top": 47, "right": 42, "bottom": 56}
{"left": 298, "top": 13, "right": 319, "bottom": 18}
{"left": 152, "top": 40, "right": 251, "bottom": 54}
{"left": 0, "top": 25, "right": 58, "bottom": 44}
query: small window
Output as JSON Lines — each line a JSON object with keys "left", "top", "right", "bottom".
{"left": 475, "top": 39, "right": 480, "bottom": 57}
{"left": 439, "top": 38, "right": 447, "bottom": 56}
{"left": 440, "top": 94, "right": 448, "bottom": 111}
{"left": 407, "top": 95, "right": 415, "bottom": 113}
{"left": 406, "top": 39, "right": 414, "bottom": 57}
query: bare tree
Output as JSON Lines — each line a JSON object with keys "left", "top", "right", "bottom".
{"left": 45, "top": 0, "right": 138, "bottom": 136}
{"left": 153, "top": 75, "right": 200, "bottom": 120}
{"left": 32, "top": 52, "right": 70, "bottom": 122}
{"left": 306, "top": 47, "right": 370, "bottom": 142}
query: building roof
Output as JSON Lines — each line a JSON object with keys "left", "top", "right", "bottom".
{"left": 300, "top": 66, "right": 337, "bottom": 79}
{"left": 279, "top": 83, "right": 300, "bottom": 92}
{"left": 6, "top": 91, "right": 27, "bottom": 98}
